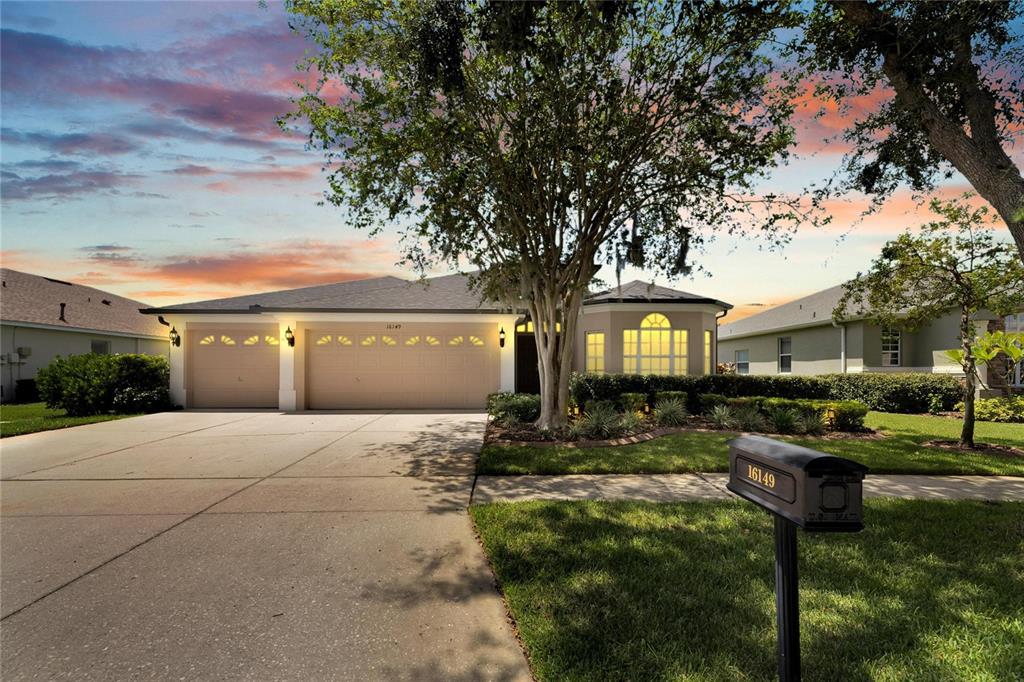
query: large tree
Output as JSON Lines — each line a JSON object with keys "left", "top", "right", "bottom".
{"left": 799, "top": 0, "right": 1024, "bottom": 261}
{"left": 284, "top": 0, "right": 804, "bottom": 428}
{"left": 834, "top": 195, "right": 1024, "bottom": 448}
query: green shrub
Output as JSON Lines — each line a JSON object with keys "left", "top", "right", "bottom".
{"left": 735, "top": 406, "right": 769, "bottom": 432}
{"left": 585, "top": 399, "right": 619, "bottom": 414}
{"left": 964, "top": 396, "right": 1024, "bottom": 423}
{"left": 820, "top": 373, "right": 961, "bottom": 413}
{"left": 36, "top": 353, "right": 170, "bottom": 417}
{"left": 571, "top": 371, "right": 961, "bottom": 414}
{"left": 619, "top": 393, "right": 647, "bottom": 414}
{"left": 618, "top": 410, "right": 644, "bottom": 433}
{"left": 488, "top": 393, "right": 541, "bottom": 427}
{"left": 699, "top": 393, "right": 729, "bottom": 415}
{"left": 654, "top": 391, "right": 688, "bottom": 407}
{"left": 826, "top": 400, "right": 869, "bottom": 431}
{"left": 766, "top": 406, "right": 801, "bottom": 434}
{"left": 653, "top": 398, "right": 688, "bottom": 427}
{"left": 576, "top": 402, "right": 624, "bottom": 440}
{"left": 798, "top": 411, "right": 826, "bottom": 436}
{"left": 726, "top": 396, "right": 766, "bottom": 411}
{"left": 708, "top": 404, "right": 736, "bottom": 429}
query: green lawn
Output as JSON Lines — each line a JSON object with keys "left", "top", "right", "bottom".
{"left": 472, "top": 499, "right": 1024, "bottom": 681}
{"left": 477, "top": 411, "right": 1024, "bottom": 476}
{"left": 0, "top": 402, "right": 136, "bottom": 437}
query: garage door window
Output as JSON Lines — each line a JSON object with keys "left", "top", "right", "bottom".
{"left": 199, "top": 335, "right": 215, "bottom": 345}
{"left": 405, "top": 335, "right": 421, "bottom": 346}
{"left": 337, "top": 335, "right": 351, "bottom": 346}
{"left": 316, "top": 335, "right": 333, "bottom": 346}
{"left": 426, "top": 335, "right": 440, "bottom": 346}
{"left": 266, "top": 335, "right": 280, "bottom": 346}
{"left": 382, "top": 335, "right": 397, "bottom": 346}
{"left": 220, "top": 335, "right": 237, "bottom": 346}
{"left": 469, "top": 335, "right": 485, "bottom": 346}
{"left": 243, "top": 335, "right": 259, "bottom": 345}
{"left": 449, "top": 336, "right": 464, "bottom": 346}
{"left": 361, "top": 335, "right": 376, "bottom": 346}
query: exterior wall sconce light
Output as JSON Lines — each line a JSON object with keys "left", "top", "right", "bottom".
{"left": 285, "top": 327, "right": 295, "bottom": 347}
{"left": 499, "top": 327, "right": 506, "bottom": 348}
{"left": 169, "top": 327, "right": 181, "bottom": 347}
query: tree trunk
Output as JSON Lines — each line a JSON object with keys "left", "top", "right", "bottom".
{"left": 959, "top": 309, "right": 977, "bottom": 449}
{"left": 531, "top": 279, "right": 585, "bottom": 431}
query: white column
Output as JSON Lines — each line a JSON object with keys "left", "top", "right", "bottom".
{"left": 278, "top": 321, "right": 297, "bottom": 411}
{"left": 498, "top": 317, "right": 517, "bottom": 392}
{"left": 170, "top": 320, "right": 186, "bottom": 407}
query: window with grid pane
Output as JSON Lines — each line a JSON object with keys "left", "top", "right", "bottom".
{"left": 638, "top": 314, "right": 672, "bottom": 375}
{"left": 778, "top": 337, "right": 792, "bottom": 373}
{"left": 673, "top": 330, "right": 688, "bottom": 375}
{"left": 586, "top": 332, "right": 605, "bottom": 373}
{"left": 881, "top": 328, "right": 900, "bottom": 366}
{"left": 623, "top": 329, "right": 638, "bottom": 373}
{"left": 704, "top": 330, "right": 712, "bottom": 374}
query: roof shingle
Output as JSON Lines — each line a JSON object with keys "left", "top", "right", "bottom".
{"left": 586, "top": 280, "right": 731, "bottom": 309}
{"left": 0, "top": 268, "right": 166, "bottom": 337}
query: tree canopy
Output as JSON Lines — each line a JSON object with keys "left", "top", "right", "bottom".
{"left": 285, "top": 0, "right": 805, "bottom": 427}
{"left": 798, "top": 0, "right": 1024, "bottom": 261}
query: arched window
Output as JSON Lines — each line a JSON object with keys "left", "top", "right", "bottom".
{"left": 623, "top": 314, "right": 690, "bottom": 375}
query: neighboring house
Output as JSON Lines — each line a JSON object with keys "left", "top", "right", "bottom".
{"left": 142, "top": 275, "right": 730, "bottom": 410}
{"left": 718, "top": 283, "right": 1021, "bottom": 393}
{"left": 0, "top": 268, "right": 169, "bottom": 402}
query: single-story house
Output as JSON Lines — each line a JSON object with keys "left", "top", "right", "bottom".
{"left": 142, "top": 275, "right": 731, "bottom": 410}
{"left": 0, "top": 268, "right": 169, "bottom": 402}
{"left": 717, "top": 283, "right": 1022, "bottom": 393}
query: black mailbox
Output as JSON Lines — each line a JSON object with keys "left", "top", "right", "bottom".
{"left": 727, "top": 435, "right": 868, "bottom": 532}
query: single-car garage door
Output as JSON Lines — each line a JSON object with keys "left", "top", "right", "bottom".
{"left": 189, "top": 325, "right": 280, "bottom": 408}
{"left": 306, "top": 323, "right": 499, "bottom": 409}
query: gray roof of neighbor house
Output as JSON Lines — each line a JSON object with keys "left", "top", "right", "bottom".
{"left": 141, "top": 273, "right": 505, "bottom": 314}
{"left": 585, "top": 280, "right": 732, "bottom": 309}
{"left": 0, "top": 268, "right": 166, "bottom": 338}
{"left": 719, "top": 284, "right": 848, "bottom": 340}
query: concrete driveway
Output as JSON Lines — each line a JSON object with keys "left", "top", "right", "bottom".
{"left": 0, "top": 411, "right": 530, "bottom": 681}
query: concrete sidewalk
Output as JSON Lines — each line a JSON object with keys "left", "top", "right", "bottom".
{"left": 472, "top": 473, "right": 1024, "bottom": 504}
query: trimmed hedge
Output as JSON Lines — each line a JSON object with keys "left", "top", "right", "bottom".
{"left": 37, "top": 353, "right": 171, "bottom": 416}
{"left": 487, "top": 392, "right": 541, "bottom": 425}
{"left": 570, "top": 372, "right": 961, "bottom": 414}
{"left": 821, "top": 373, "right": 961, "bottom": 414}
{"left": 962, "top": 396, "right": 1024, "bottom": 423}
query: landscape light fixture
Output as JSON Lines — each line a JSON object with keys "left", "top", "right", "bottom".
{"left": 285, "top": 327, "right": 295, "bottom": 347}
{"left": 169, "top": 327, "right": 181, "bottom": 347}
{"left": 499, "top": 327, "right": 506, "bottom": 348}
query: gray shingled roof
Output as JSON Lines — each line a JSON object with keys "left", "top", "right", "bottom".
{"left": 719, "top": 284, "right": 847, "bottom": 339}
{"left": 142, "top": 273, "right": 502, "bottom": 314}
{"left": 586, "top": 280, "right": 732, "bottom": 309}
{"left": 0, "top": 268, "right": 166, "bottom": 338}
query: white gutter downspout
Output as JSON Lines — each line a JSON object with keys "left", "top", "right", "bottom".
{"left": 832, "top": 320, "right": 847, "bottom": 373}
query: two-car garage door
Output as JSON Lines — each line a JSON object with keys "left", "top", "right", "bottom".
{"left": 187, "top": 322, "right": 500, "bottom": 409}
{"left": 306, "top": 323, "right": 499, "bottom": 409}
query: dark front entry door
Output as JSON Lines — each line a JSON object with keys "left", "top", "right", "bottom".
{"left": 515, "top": 333, "right": 540, "bottom": 394}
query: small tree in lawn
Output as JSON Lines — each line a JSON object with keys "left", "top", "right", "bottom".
{"left": 835, "top": 194, "right": 1024, "bottom": 448}
{"left": 283, "top": 0, "right": 807, "bottom": 430}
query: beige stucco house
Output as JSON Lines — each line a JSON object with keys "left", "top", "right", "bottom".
{"left": 143, "top": 276, "right": 731, "bottom": 410}
{"left": 0, "top": 268, "right": 169, "bottom": 402}
{"left": 718, "top": 283, "right": 1022, "bottom": 392}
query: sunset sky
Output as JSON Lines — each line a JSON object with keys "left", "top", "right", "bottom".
{"left": 1, "top": 1, "right": 1019, "bottom": 320}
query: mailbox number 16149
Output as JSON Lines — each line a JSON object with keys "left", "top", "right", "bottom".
{"left": 746, "top": 464, "right": 776, "bottom": 489}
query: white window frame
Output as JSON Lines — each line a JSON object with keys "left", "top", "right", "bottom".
{"left": 622, "top": 313, "right": 690, "bottom": 376}
{"left": 585, "top": 331, "right": 605, "bottom": 374}
{"left": 881, "top": 328, "right": 901, "bottom": 367}
{"left": 704, "top": 330, "right": 712, "bottom": 374}
{"left": 735, "top": 350, "right": 750, "bottom": 375}
{"left": 90, "top": 339, "right": 111, "bottom": 355}
{"left": 778, "top": 337, "right": 792, "bottom": 374}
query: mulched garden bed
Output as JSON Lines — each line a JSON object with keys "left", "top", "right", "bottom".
{"left": 485, "top": 418, "right": 878, "bottom": 448}
{"left": 923, "top": 439, "right": 1024, "bottom": 459}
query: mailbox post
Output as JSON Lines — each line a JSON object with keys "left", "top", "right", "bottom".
{"left": 726, "top": 435, "right": 868, "bottom": 682}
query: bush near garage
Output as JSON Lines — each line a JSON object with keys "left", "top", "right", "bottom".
{"left": 958, "top": 396, "right": 1024, "bottom": 423}
{"left": 570, "top": 372, "right": 960, "bottom": 414}
{"left": 487, "top": 392, "right": 542, "bottom": 426}
{"left": 36, "top": 353, "right": 171, "bottom": 417}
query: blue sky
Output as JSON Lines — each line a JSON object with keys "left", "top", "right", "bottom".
{"left": 1, "top": 1, "right": 1018, "bottom": 319}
